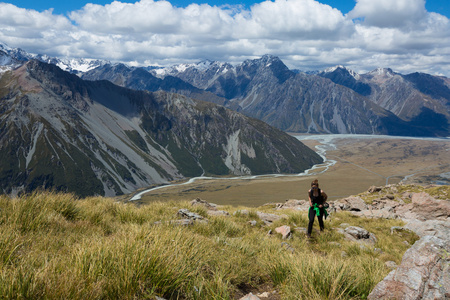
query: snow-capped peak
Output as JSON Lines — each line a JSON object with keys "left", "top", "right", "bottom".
{"left": 367, "top": 67, "right": 395, "bottom": 77}
{"left": 52, "top": 58, "right": 110, "bottom": 74}
{"left": 323, "top": 65, "right": 360, "bottom": 80}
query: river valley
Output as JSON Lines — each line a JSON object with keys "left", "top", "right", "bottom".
{"left": 127, "top": 135, "right": 450, "bottom": 207}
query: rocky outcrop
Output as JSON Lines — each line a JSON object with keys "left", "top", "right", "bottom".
{"left": 271, "top": 185, "right": 450, "bottom": 299}
{"left": 334, "top": 196, "right": 368, "bottom": 211}
{"left": 368, "top": 236, "right": 450, "bottom": 300}
{"left": 353, "top": 188, "right": 450, "bottom": 299}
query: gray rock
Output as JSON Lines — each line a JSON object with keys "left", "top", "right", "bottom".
{"left": 335, "top": 196, "right": 368, "bottom": 211}
{"left": 410, "top": 192, "right": 450, "bottom": 221}
{"left": 368, "top": 236, "right": 450, "bottom": 300}
{"left": 404, "top": 219, "right": 450, "bottom": 240}
{"left": 177, "top": 208, "right": 204, "bottom": 220}
{"left": 190, "top": 198, "right": 218, "bottom": 210}
{"left": 343, "top": 226, "right": 377, "bottom": 246}
{"left": 345, "top": 226, "right": 371, "bottom": 239}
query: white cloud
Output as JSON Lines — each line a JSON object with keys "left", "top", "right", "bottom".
{"left": 0, "top": 0, "right": 449, "bottom": 76}
{"left": 348, "top": 0, "right": 427, "bottom": 29}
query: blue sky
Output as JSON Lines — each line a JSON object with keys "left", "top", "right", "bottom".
{"left": 1, "top": 0, "right": 450, "bottom": 76}
{"left": 6, "top": 0, "right": 449, "bottom": 17}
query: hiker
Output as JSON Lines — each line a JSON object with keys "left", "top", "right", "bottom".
{"left": 307, "top": 179, "right": 328, "bottom": 237}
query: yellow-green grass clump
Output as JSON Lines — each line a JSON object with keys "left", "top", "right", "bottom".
{"left": 0, "top": 191, "right": 418, "bottom": 299}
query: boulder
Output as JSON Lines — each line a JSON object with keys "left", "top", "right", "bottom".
{"left": 404, "top": 219, "right": 450, "bottom": 240}
{"left": 190, "top": 198, "right": 218, "bottom": 210}
{"left": 334, "top": 196, "right": 368, "bottom": 211}
{"left": 368, "top": 236, "right": 450, "bottom": 300}
{"left": 275, "top": 225, "right": 291, "bottom": 239}
{"left": 410, "top": 192, "right": 450, "bottom": 221}
{"left": 177, "top": 209, "right": 205, "bottom": 220}
{"left": 343, "top": 226, "right": 377, "bottom": 246}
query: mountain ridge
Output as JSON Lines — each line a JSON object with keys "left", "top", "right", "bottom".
{"left": 0, "top": 59, "right": 322, "bottom": 197}
{"left": 1, "top": 43, "right": 449, "bottom": 136}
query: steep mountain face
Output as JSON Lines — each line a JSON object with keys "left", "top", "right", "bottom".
{"left": 0, "top": 60, "right": 322, "bottom": 197}
{"left": 318, "top": 66, "right": 372, "bottom": 96}
{"left": 4, "top": 43, "right": 447, "bottom": 137}
{"left": 319, "top": 67, "right": 450, "bottom": 135}
{"left": 154, "top": 56, "right": 440, "bottom": 136}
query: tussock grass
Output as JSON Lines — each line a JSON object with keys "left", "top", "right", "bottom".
{"left": 0, "top": 191, "right": 419, "bottom": 299}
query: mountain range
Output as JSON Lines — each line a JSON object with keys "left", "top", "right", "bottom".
{"left": 0, "top": 57, "right": 321, "bottom": 197}
{"left": 3, "top": 43, "right": 449, "bottom": 136}
{"left": 146, "top": 56, "right": 450, "bottom": 136}
{"left": 1, "top": 43, "right": 449, "bottom": 197}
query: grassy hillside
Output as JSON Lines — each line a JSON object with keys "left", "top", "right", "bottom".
{"left": 0, "top": 190, "right": 421, "bottom": 299}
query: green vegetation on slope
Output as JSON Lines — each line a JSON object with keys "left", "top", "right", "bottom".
{"left": 0, "top": 191, "right": 419, "bottom": 299}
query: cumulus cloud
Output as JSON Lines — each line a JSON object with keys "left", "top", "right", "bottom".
{"left": 0, "top": 0, "right": 449, "bottom": 76}
{"left": 348, "top": 0, "right": 427, "bottom": 29}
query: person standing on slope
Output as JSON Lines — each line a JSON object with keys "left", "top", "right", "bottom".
{"left": 307, "top": 179, "right": 328, "bottom": 238}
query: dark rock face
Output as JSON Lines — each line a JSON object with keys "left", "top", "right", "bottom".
{"left": 2, "top": 45, "right": 449, "bottom": 137}
{"left": 149, "top": 57, "right": 449, "bottom": 136}
{"left": 0, "top": 60, "right": 322, "bottom": 197}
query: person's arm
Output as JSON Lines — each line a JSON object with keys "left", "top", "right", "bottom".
{"left": 308, "top": 189, "right": 313, "bottom": 207}
{"left": 322, "top": 191, "right": 328, "bottom": 202}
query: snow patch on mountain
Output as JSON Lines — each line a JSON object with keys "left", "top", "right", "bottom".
{"left": 324, "top": 65, "right": 360, "bottom": 80}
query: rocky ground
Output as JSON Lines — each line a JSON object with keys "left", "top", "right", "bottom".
{"left": 162, "top": 184, "right": 449, "bottom": 300}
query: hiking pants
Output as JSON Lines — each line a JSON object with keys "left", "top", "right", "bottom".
{"left": 307, "top": 206, "right": 324, "bottom": 235}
